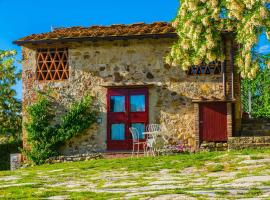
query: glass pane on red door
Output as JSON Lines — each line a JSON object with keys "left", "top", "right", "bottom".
{"left": 130, "top": 95, "right": 146, "bottom": 112}
{"left": 110, "top": 96, "right": 125, "bottom": 112}
{"left": 131, "top": 123, "right": 145, "bottom": 139}
{"left": 111, "top": 123, "right": 125, "bottom": 140}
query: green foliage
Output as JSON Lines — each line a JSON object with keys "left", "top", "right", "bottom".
{"left": 0, "top": 140, "right": 22, "bottom": 170}
{"left": 0, "top": 50, "right": 22, "bottom": 140}
{"left": 57, "top": 96, "right": 97, "bottom": 143}
{"left": 242, "top": 67, "right": 270, "bottom": 118}
{"left": 24, "top": 94, "right": 97, "bottom": 165}
{"left": 167, "top": 0, "right": 270, "bottom": 79}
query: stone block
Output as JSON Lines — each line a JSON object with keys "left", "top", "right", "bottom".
{"left": 216, "top": 143, "right": 223, "bottom": 148}
{"left": 10, "top": 153, "right": 22, "bottom": 171}
{"left": 208, "top": 142, "right": 215, "bottom": 148}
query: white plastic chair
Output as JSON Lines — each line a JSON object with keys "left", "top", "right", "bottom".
{"left": 129, "top": 127, "right": 146, "bottom": 157}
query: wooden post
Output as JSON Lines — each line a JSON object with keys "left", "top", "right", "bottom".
{"left": 248, "top": 85, "right": 252, "bottom": 118}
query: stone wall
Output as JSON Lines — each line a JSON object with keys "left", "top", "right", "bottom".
{"left": 200, "top": 142, "right": 228, "bottom": 151}
{"left": 22, "top": 37, "right": 240, "bottom": 154}
{"left": 46, "top": 153, "right": 102, "bottom": 164}
{"left": 228, "top": 136, "right": 270, "bottom": 150}
{"left": 241, "top": 118, "right": 270, "bottom": 136}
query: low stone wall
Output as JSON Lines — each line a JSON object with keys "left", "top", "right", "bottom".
{"left": 46, "top": 153, "right": 103, "bottom": 164}
{"left": 228, "top": 136, "right": 270, "bottom": 150}
{"left": 241, "top": 118, "right": 270, "bottom": 136}
{"left": 200, "top": 142, "right": 228, "bottom": 151}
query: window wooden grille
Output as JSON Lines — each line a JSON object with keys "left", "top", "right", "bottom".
{"left": 36, "top": 48, "right": 69, "bottom": 81}
{"left": 187, "top": 62, "right": 222, "bottom": 75}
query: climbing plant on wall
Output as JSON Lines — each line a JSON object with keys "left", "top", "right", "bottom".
{"left": 24, "top": 93, "right": 97, "bottom": 165}
{"left": 167, "top": 0, "right": 270, "bottom": 79}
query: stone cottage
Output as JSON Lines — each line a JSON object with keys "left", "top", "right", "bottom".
{"left": 14, "top": 22, "right": 242, "bottom": 154}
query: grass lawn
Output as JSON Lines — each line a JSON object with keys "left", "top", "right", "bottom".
{"left": 1, "top": 149, "right": 270, "bottom": 199}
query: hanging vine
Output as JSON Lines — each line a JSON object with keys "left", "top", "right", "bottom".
{"left": 167, "top": 0, "right": 270, "bottom": 79}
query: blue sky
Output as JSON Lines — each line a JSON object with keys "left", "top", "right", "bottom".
{"left": 0, "top": 0, "right": 269, "bottom": 99}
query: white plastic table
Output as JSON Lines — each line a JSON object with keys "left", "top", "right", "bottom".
{"left": 143, "top": 131, "right": 165, "bottom": 156}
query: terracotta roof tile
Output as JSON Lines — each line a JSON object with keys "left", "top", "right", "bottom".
{"left": 14, "top": 22, "right": 176, "bottom": 45}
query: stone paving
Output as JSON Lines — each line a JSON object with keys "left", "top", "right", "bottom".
{"left": 1, "top": 154, "right": 270, "bottom": 199}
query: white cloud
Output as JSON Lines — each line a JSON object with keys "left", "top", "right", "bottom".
{"left": 258, "top": 45, "right": 270, "bottom": 54}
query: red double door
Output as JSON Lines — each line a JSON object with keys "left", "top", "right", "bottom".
{"left": 107, "top": 88, "right": 149, "bottom": 150}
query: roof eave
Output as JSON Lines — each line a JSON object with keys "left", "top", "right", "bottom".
{"left": 13, "top": 33, "right": 178, "bottom": 46}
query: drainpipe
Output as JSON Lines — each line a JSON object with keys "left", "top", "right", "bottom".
{"left": 248, "top": 82, "right": 252, "bottom": 118}
{"left": 230, "top": 36, "right": 235, "bottom": 100}
{"left": 221, "top": 35, "right": 226, "bottom": 99}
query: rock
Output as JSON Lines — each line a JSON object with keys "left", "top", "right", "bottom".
{"left": 171, "top": 92, "right": 177, "bottom": 96}
{"left": 45, "top": 153, "right": 103, "bottom": 164}
{"left": 200, "top": 143, "right": 208, "bottom": 148}
{"left": 216, "top": 143, "right": 223, "bottom": 148}
{"left": 208, "top": 142, "right": 215, "bottom": 148}
{"left": 146, "top": 72, "right": 154, "bottom": 79}
{"left": 114, "top": 72, "right": 123, "bottom": 82}
{"left": 99, "top": 67, "right": 105, "bottom": 71}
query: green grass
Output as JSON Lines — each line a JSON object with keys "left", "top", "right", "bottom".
{"left": 0, "top": 185, "right": 124, "bottom": 200}
{"left": 215, "top": 190, "right": 229, "bottom": 196}
{"left": 245, "top": 187, "right": 263, "bottom": 198}
{"left": 1, "top": 148, "right": 270, "bottom": 199}
{"left": 263, "top": 181, "right": 270, "bottom": 186}
{"left": 206, "top": 164, "right": 224, "bottom": 172}
{"left": 250, "top": 155, "right": 265, "bottom": 160}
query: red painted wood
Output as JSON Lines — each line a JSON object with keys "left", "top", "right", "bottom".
{"left": 107, "top": 88, "right": 149, "bottom": 150}
{"left": 199, "top": 103, "right": 227, "bottom": 142}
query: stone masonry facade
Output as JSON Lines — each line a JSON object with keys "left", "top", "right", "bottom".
{"left": 21, "top": 34, "right": 241, "bottom": 155}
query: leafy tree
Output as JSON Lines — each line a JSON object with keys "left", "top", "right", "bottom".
{"left": 167, "top": 0, "right": 270, "bottom": 79}
{"left": 242, "top": 62, "right": 270, "bottom": 118}
{"left": 0, "top": 50, "right": 22, "bottom": 140}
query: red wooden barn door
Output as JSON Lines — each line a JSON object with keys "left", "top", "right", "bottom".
{"left": 107, "top": 88, "right": 148, "bottom": 150}
{"left": 199, "top": 103, "right": 228, "bottom": 142}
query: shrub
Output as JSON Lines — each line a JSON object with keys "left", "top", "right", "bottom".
{"left": 24, "top": 94, "right": 97, "bottom": 165}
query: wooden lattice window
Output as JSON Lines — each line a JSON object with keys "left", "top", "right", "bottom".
{"left": 36, "top": 48, "right": 69, "bottom": 81}
{"left": 187, "top": 62, "right": 222, "bottom": 75}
